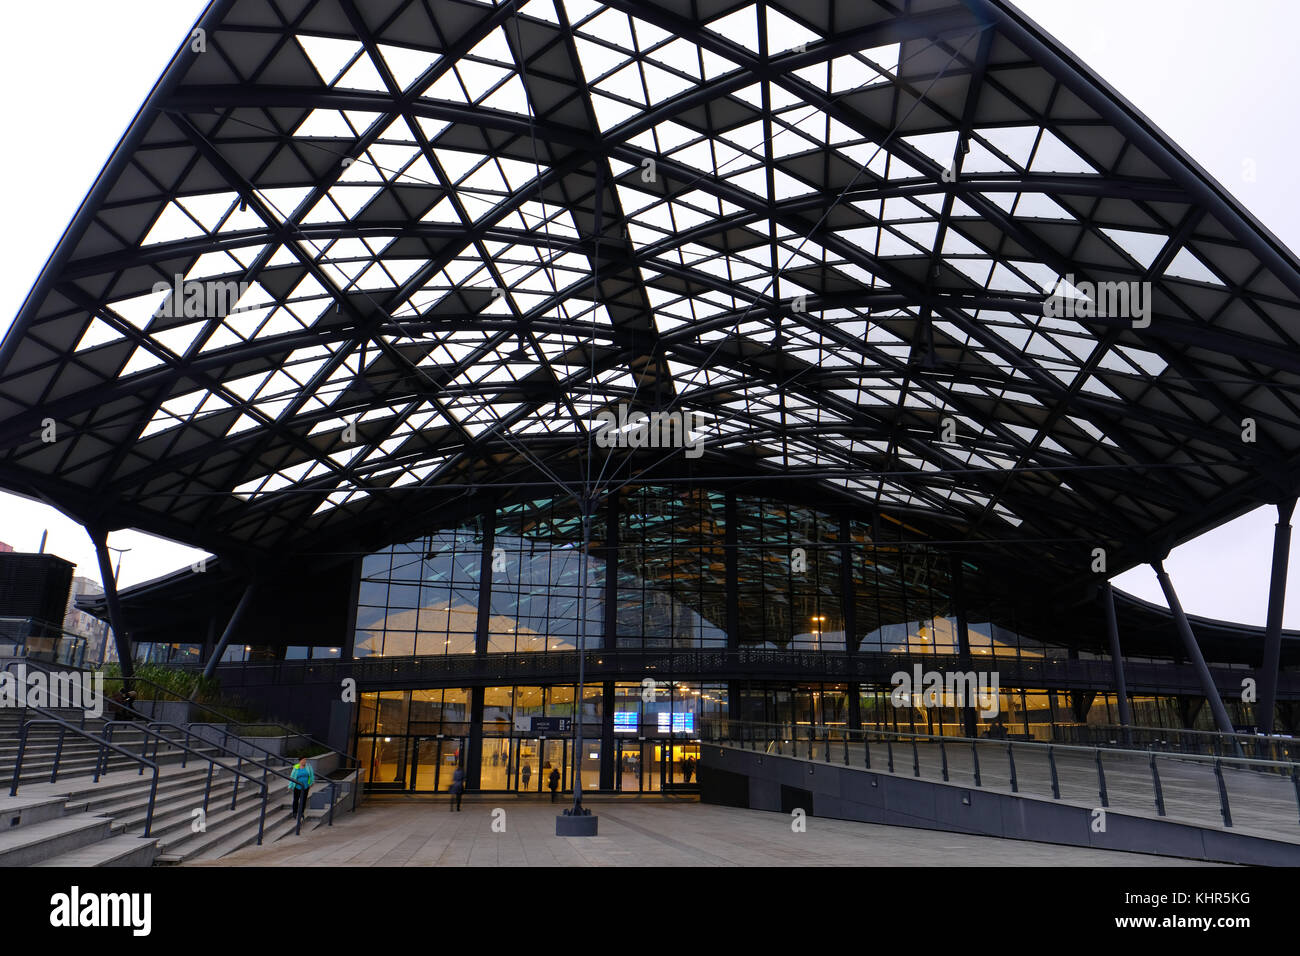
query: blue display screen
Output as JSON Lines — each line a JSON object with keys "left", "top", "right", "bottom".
{"left": 657, "top": 711, "right": 695, "bottom": 733}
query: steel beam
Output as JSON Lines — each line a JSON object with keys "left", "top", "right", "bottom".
{"left": 202, "top": 581, "right": 259, "bottom": 680}
{"left": 1152, "top": 560, "right": 1235, "bottom": 736}
{"left": 950, "top": 555, "right": 978, "bottom": 736}
{"left": 1101, "top": 581, "right": 1132, "bottom": 745}
{"left": 90, "top": 529, "right": 134, "bottom": 683}
{"left": 1258, "top": 497, "right": 1296, "bottom": 734}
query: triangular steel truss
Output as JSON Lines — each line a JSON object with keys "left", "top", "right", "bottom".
{"left": 3, "top": 0, "right": 1300, "bottom": 600}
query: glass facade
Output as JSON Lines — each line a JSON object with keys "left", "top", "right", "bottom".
{"left": 617, "top": 488, "right": 727, "bottom": 648}
{"left": 355, "top": 522, "right": 484, "bottom": 658}
{"left": 349, "top": 486, "right": 1070, "bottom": 661}
{"left": 355, "top": 683, "right": 724, "bottom": 793}
{"left": 489, "top": 498, "right": 606, "bottom": 653}
{"left": 734, "top": 500, "right": 843, "bottom": 650}
{"left": 347, "top": 486, "right": 1256, "bottom": 792}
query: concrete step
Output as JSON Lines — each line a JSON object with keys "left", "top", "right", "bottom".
{"left": 50, "top": 761, "right": 219, "bottom": 805}
{"left": 0, "top": 814, "right": 116, "bottom": 866}
{"left": 153, "top": 799, "right": 293, "bottom": 864}
{"left": 32, "top": 832, "right": 159, "bottom": 867}
{"left": 0, "top": 746, "right": 225, "bottom": 783}
{"left": 0, "top": 795, "right": 72, "bottom": 831}
{"left": 189, "top": 807, "right": 304, "bottom": 861}
{"left": 76, "top": 770, "right": 234, "bottom": 817}
{"left": 0, "top": 716, "right": 340, "bottom": 865}
{"left": 0, "top": 742, "right": 154, "bottom": 764}
{"left": 126, "top": 781, "right": 265, "bottom": 841}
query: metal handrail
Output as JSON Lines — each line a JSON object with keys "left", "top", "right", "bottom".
{"left": 94, "top": 720, "right": 278, "bottom": 843}
{"left": 713, "top": 718, "right": 1297, "bottom": 770}
{"left": 211, "top": 649, "right": 1300, "bottom": 700}
{"left": 1057, "top": 722, "right": 1300, "bottom": 760}
{"left": 9, "top": 716, "right": 161, "bottom": 836}
{"left": 1, "top": 660, "right": 89, "bottom": 729}
{"left": 15, "top": 656, "right": 354, "bottom": 770}
{"left": 144, "top": 720, "right": 340, "bottom": 830}
{"left": 704, "top": 718, "right": 1300, "bottom": 830}
{"left": 3, "top": 664, "right": 341, "bottom": 841}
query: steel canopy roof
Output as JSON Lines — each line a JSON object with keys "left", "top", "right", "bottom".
{"left": 3, "top": 0, "right": 1300, "bottom": 594}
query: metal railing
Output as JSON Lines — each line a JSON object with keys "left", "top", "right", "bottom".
{"left": 702, "top": 719, "right": 1300, "bottom": 831}
{"left": 1054, "top": 723, "right": 1300, "bottom": 762}
{"left": 91, "top": 720, "right": 282, "bottom": 844}
{"left": 0, "top": 615, "right": 96, "bottom": 667}
{"left": 14, "top": 656, "right": 355, "bottom": 772}
{"left": 208, "top": 647, "right": 1300, "bottom": 699}
{"left": 3, "top": 666, "right": 343, "bottom": 841}
{"left": 135, "top": 720, "right": 341, "bottom": 830}
{"left": 0, "top": 660, "right": 94, "bottom": 729}
{"left": 8, "top": 716, "right": 162, "bottom": 836}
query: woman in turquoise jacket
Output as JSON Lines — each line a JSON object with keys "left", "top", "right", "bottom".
{"left": 290, "top": 758, "right": 315, "bottom": 819}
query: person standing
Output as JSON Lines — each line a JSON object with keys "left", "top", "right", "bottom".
{"left": 547, "top": 767, "right": 560, "bottom": 803}
{"left": 449, "top": 764, "right": 464, "bottom": 812}
{"left": 290, "top": 757, "right": 315, "bottom": 820}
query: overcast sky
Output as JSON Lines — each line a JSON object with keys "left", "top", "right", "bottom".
{"left": 0, "top": 0, "right": 1297, "bottom": 627}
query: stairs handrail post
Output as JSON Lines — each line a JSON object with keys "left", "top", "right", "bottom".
{"left": 9, "top": 721, "right": 29, "bottom": 796}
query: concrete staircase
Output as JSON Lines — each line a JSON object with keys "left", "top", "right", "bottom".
{"left": 0, "top": 708, "right": 337, "bottom": 866}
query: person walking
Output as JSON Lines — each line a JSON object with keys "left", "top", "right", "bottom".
{"left": 290, "top": 757, "right": 315, "bottom": 820}
{"left": 449, "top": 764, "right": 464, "bottom": 812}
{"left": 521, "top": 763, "right": 532, "bottom": 790}
{"left": 547, "top": 767, "right": 560, "bottom": 803}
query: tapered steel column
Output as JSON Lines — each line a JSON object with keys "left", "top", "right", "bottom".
{"left": 1259, "top": 498, "right": 1296, "bottom": 735}
{"left": 202, "top": 581, "right": 258, "bottom": 679}
{"left": 725, "top": 492, "right": 739, "bottom": 649}
{"left": 1101, "top": 582, "right": 1132, "bottom": 745}
{"left": 474, "top": 508, "right": 496, "bottom": 656}
{"left": 1152, "top": 561, "right": 1235, "bottom": 735}
{"left": 90, "top": 529, "right": 134, "bottom": 682}
{"left": 950, "top": 555, "right": 977, "bottom": 736}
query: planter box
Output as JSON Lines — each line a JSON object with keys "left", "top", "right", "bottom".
{"left": 128, "top": 700, "right": 197, "bottom": 724}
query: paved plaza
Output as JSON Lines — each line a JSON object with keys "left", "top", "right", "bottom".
{"left": 190, "top": 796, "right": 1220, "bottom": 867}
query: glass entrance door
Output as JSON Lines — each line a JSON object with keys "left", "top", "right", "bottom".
{"left": 643, "top": 741, "right": 662, "bottom": 792}
{"left": 515, "top": 737, "right": 540, "bottom": 791}
{"left": 480, "top": 737, "right": 512, "bottom": 791}
{"left": 615, "top": 738, "right": 639, "bottom": 792}
{"left": 512, "top": 737, "right": 569, "bottom": 793}
{"left": 410, "top": 736, "right": 466, "bottom": 792}
{"left": 541, "top": 738, "right": 567, "bottom": 796}
{"left": 666, "top": 742, "right": 701, "bottom": 786}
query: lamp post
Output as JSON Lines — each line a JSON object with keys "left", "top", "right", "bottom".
{"left": 558, "top": 496, "right": 599, "bottom": 835}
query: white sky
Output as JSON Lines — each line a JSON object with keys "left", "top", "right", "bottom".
{"left": 0, "top": 0, "right": 1297, "bottom": 627}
